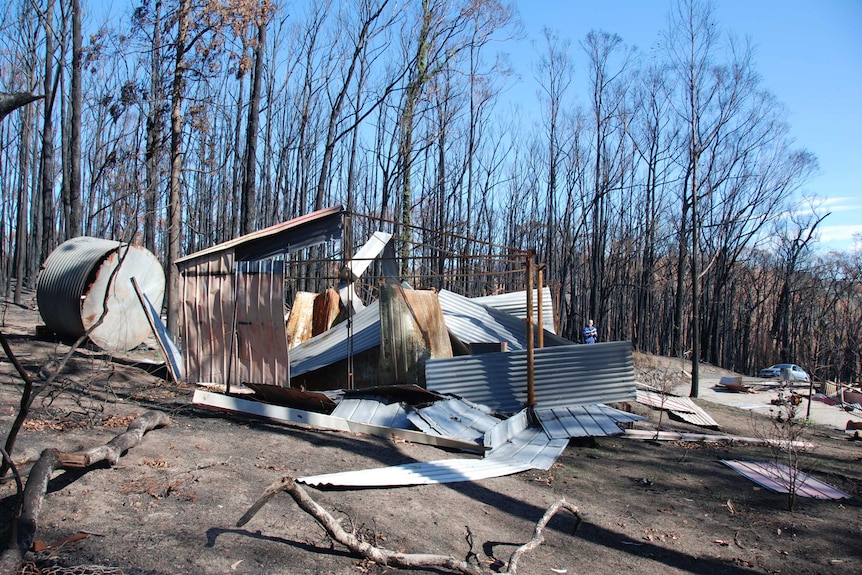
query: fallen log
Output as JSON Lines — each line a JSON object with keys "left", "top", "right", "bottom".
{"left": 238, "top": 475, "right": 581, "bottom": 575}
{"left": 0, "top": 410, "right": 171, "bottom": 575}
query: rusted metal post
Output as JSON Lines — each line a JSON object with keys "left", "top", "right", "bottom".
{"left": 537, "top": 265, "right": 545, "bottom": 349}
{"left": 526, "top": 250, "right": 535, "bottom": 407}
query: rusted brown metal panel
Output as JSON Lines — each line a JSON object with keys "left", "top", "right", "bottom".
{"left": 285, "top": 292, "right": 316, "bottom": 349}
{"left": 312, "top": 288, "right": 341, "bottom": 336}
{"left": 234, "top": 260, "right": 289, "bottom": 386}
{"left": 179, "top": 251, "right": 234, "bottom": 384}
{"left": 378, "top": 284, "right": 452, "bottom": 387}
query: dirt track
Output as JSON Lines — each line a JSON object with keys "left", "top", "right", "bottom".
{"left": 1, "top": 293, "right": 860, "bottom": 575}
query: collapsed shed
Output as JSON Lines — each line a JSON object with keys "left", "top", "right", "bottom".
{"left": 175, "top": 206, "right": 343, "bottom": 388}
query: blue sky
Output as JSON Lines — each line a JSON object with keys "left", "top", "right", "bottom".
{"left": 510, "top": 0, "right": 862, "bottom": 253}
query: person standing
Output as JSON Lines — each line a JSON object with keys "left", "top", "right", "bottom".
{"left": 583, "top": 319, "right": 597, "bottom": 344}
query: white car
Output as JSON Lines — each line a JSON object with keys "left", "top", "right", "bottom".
{"left": 758, "top": 363, "right": 810, "bottom": 383}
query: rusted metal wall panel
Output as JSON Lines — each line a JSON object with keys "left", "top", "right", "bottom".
{"left": 179, "top": 251, "right": 235, "bottom": 384}
{"left": 378, "top": 285, "right": 452, "bottom": 387}
{"left": 426, "top": 341, "right": 636, "bottom": 414}
{"left": 312, "top": 288, "right": 341, "bottom": 336}
{"left": 234, "top": 260, "right": 289, "bottom": 386}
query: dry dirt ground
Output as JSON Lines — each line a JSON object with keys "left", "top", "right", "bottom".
{"left": 1, "top": 291, "right": 860, "bottom": 575}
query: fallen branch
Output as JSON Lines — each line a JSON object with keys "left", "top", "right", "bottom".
{"left": 0, "top": 410, "right": 171, "bottom": 575}
{"left": 238, "top": 475, "right": 580, "bottom": 575}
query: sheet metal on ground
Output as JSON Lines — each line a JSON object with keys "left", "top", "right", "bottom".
{"left": 721, "top": 460, "right": 852, "bottom": 499}
{"left": 330, "top": 397, "right": 411, "bottom": 429}
{"left": 636, "top": 389, "right": 719, "bottom": 428}
{"left": 534, "top": 404, "right": 646, "bottom": 439}
{"left": 298, "top": 425, "right": 567, "bottom": 488}
{"left": 637, "top": 389, "right": 719, "bottom": 428}
{"left": 192, "top": 390, "right": 483, "bottom": 453}
{"left": 623, "top": 429, "right": 813, "bottom": 449}
{"left": 426, "top": 341, "right": 636, "bottom": 414}
{"left": 407, "top": 397, "right": 501, "bottom": 445}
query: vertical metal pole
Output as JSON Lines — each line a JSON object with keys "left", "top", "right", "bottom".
{"left": 537, "top": 265, "right": 545, "bottom": 349}
{"left": 526, "top": 250, "right": 535, "bottom": 407}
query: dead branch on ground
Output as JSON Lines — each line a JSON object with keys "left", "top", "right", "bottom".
{"left": 237, "top": 475, "right": 581, "bottom": 575}
{"left": 0, "top": 410, "right": 171, "bottom": 575}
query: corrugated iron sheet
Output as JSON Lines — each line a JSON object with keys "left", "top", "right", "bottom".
{"left": 485, "top": 426, "right": 568, "bottom": 470}
{"left": 297, "top": 457, "right": 537, "bottom": 488}
{"left": 289, "top": 300, "right": 381, "bottom": 377}
{"left": 345, "top": 231, "right": 393, "bottom": 280}
{"left": 438, "top": 289, "right": 529, "bottom": 351}
{"left": 37, "top": 237, "right": 120, "bottom": 338}
{"left": 636, "top": 389, "right": 719, "bottom": 428}
{"left": 721, "top": 460, "right": 852, "bottom": 499}
{"left": 378, "top": 284, "right": 452, "bottom": 387}
{"left": 534, "top": 405, "right": 646, "bottom": 439}
{"left": 407, "top": 397, "right": 501, "bottom": 445}
{"left": 233, "top": 260, "right": 289, "bottom": 386}
{"left": 483, "top": 408, "right": 529, "bottom": 451}
{"left": 439, "top": 290, "right": 574, "bottom": 350}
{"left": 426, "top": 341, "right": 636, "bottom": 414}
{"left": 179, "top": 250, "right": 235, "bottom": 384}
{"left": 134, "top": 284, "right": 184, "bottom": 382}
{"left": 192, "top": 390, "right": 483, "bottom": 453}
{"left": 297, "top": 422, "right": 567, "bottom": 488}
{"left": 176, "top": 206, "right": 343, "bottom": 267}
{"left": 472, "top": 287, "right": 556, "bottom": 334}
{"left": 330, "top": 397, "right": 411, "bottom": 429}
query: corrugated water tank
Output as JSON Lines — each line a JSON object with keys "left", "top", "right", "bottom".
{"left": 36, "top": 236, "right": 165, "bottom": 352}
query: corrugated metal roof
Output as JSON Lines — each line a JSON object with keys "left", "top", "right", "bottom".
{"left": 721, "top": 460, "right": 852, "bottom": 499}
{"left": 472, "top": 287, "right": 556, "bottom": 334}
{"left": 407, "top": 397, "right": 501, "bottom": 445}
{"left": 289, "top": 300, "right": 381, "bottom": 377}
{"left": 330, "top": 397, "right": 411, "bottom": 429}
{"left": 177, "top": 205, "right": 343, "bottom": 266}
{"left": 426, "top": 341, "right": 636, "bottom": 414}
{"left": 534, "top": 405, "right": 646, "bottom": 439}
{"left": 438, "top": 289, "right": 529, "bottom": 350}
{"left": 636, "top": 389, "right": 719, "bottom": 428}
{"left": 297, "top": 422, "right": 567, "bottom": 488}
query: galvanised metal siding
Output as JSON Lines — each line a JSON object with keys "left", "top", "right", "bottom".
{"left": 439, "top": 289, "right": 572, "bottom": 349}
{"left": 534, "top": 405, "right": 646, "bottom": 439}
{"left": 330, "top": 397, "right": 411, "bottom": 429}
{"left": 426, "top": 341, "right": 636, "bottom": 414}
{"left": 289, "top": 300, "right": 381, "bottom": 377}
{"left": 472, "top": 287, "right": 556, "bottom": 334}
{"left": 36, "top": 237, "right": 120, "bottom": 338}
{"left": 438, "top": 289, "right": 529, "bottom": 351}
